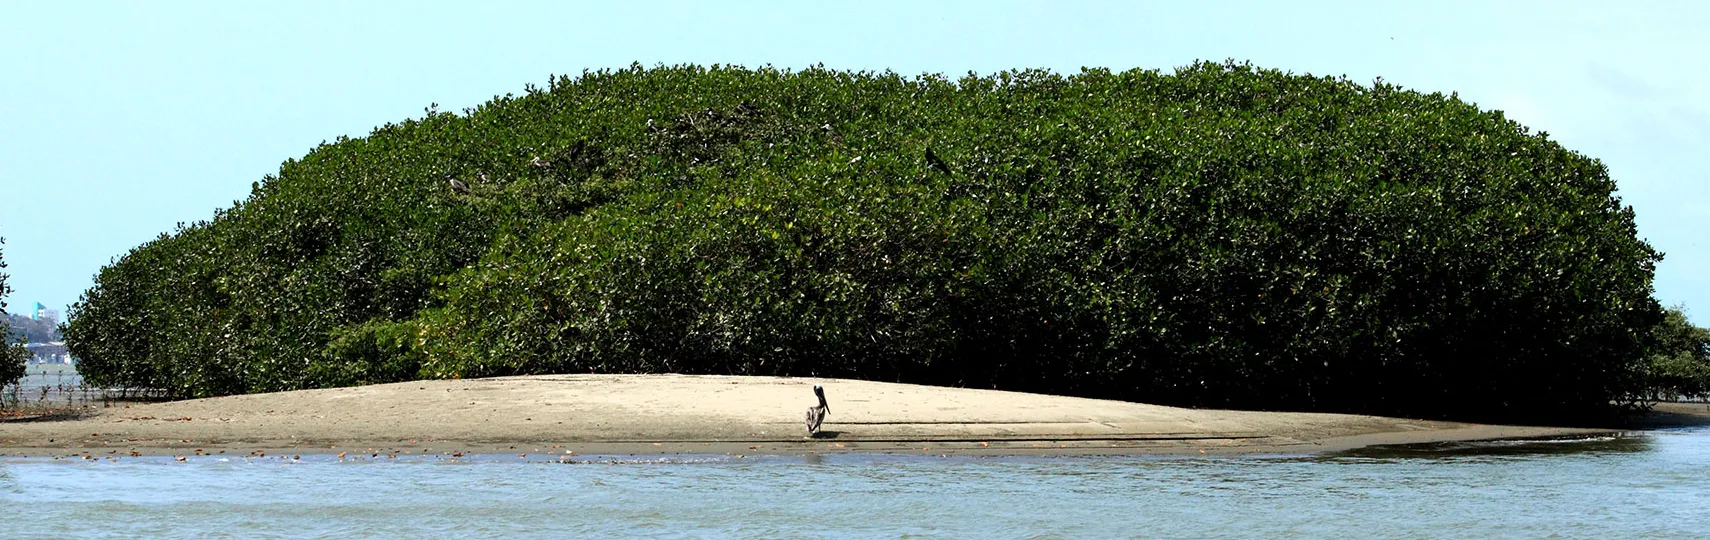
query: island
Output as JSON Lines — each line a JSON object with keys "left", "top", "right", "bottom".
{"left": 8, "top": 63, "right": 1707, "bottom": 459}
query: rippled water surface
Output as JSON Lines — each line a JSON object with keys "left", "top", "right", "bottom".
{"left": 4, "top": 427, "right": 1708, "bottom": 538}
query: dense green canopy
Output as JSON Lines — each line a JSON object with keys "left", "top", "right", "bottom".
{"left": 65, "top": 62, "right": 1667, "bottom": 418}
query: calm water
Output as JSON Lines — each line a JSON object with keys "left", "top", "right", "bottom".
{"left": 3, "top": 427, "right": 1708, "bottom": 538}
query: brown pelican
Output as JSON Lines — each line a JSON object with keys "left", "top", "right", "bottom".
{"left": 805, "top": 385, "right": 829, "bottom": 437}
{"left": 446, "top": 174, "right": 470, "bottom": 194}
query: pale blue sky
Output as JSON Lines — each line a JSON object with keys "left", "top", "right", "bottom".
{"left": 1, "top": 1, "right": 1705, "bottom": 323}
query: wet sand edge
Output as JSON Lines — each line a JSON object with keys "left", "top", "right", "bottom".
{"left": 3, "top": 375, "right": 1702, "bottom": 459}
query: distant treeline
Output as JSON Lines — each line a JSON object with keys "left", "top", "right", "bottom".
{"left": 63, "top": 62, "right": 1707, "bottom": 418}
{"left": 1646, "top": 307, "right": 1710, "bottom": 401}
{"left": 5, "top": 313, "right": 62, "bottom": 344}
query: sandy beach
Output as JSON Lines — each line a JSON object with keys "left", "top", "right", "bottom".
{"left": 4, "top": 374, "right": 1693, "bottom": 459}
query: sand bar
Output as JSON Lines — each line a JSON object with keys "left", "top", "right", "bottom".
{"left": 4, "top": 374, "right": 1689, "bottom": 458}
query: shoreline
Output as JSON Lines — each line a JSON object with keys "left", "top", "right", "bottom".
{"left": 4, "top": 375, "right": 1701, "bottom": 459}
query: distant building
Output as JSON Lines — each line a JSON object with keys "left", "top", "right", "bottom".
{"left": 24, "top": 341, "right": 72, "bottom": 364}
{"left": 33, "top": 304, "right": 61, "bottom": 326}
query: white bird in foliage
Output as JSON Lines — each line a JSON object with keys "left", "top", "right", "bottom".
{"left": 805, "top": 385, "right": 830, "bottom": 437}
{"left": 446, "top": 174, "right": 470, "bottom": 194}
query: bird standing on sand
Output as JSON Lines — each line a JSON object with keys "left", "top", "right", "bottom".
{"left": 446, "top": 174, "right": 470, "bottom": 194}
{"left": 805, "top": 385, "right": 830, "bottom": 437}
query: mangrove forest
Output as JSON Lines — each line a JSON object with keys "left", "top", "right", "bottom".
{"left": 63, "top": 61, "right": 1701, "bottom": 419}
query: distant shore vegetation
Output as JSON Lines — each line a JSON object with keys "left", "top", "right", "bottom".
{"left": 62, "top": 61, "right": 1710, "bottom": 419}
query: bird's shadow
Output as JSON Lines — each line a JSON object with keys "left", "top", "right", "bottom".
{"left": 808, "top": 430, "right": 843, "bottom": 439}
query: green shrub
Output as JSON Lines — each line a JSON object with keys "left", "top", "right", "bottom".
{"left": 310, "top": 320, "right": 423, "bottom": 387}
{"left": 0, "top": 236, "right": 26, "bottom": 388}
{"left": 66, "top": 62, "right": 1665, "bottom": 419}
